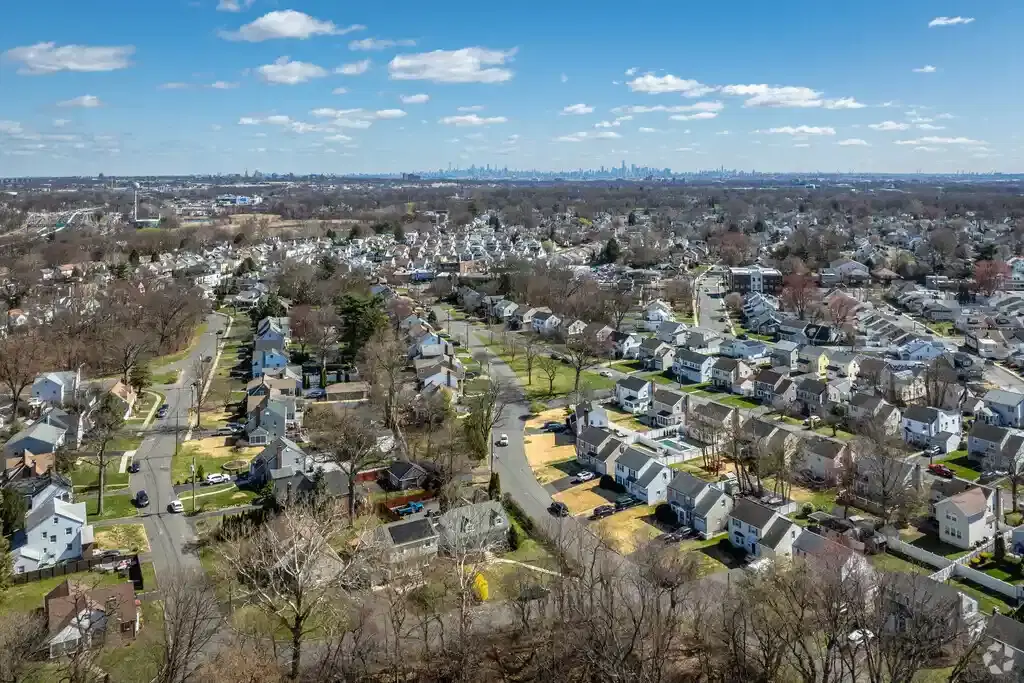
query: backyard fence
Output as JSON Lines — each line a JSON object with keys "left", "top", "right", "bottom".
{"left": 886, "top": 536, "right": 1024, "bottom": 604}
{"left": 13, "top": 554, "right": 144, "bottom": 590}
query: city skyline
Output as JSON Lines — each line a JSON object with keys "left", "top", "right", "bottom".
{"left": 2, "top": 0, "right": 1023, "bottom": 176}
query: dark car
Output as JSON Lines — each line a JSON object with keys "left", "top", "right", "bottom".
{"left": 135, "top": 490, "right": 150, "bottom": 507}
{"left": 591, "top": 505, "right": 615, "bottom": 519}
{"left": 127, "top": 462, "right": 140, "bottom": 473}
{"left": 156, "top": 404, "right": 169, "bottom": 418}
{"left": 549, "top": 502, "right": 570, "bottom": 517}
{"left": 614, "top": 496, "right": 635, "bottom": 512}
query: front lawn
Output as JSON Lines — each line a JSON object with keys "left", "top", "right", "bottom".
{"left": 492, "top": 351, "right": 615, "bottom": 399}
{"left": 70, "top": 460, "right": 131, "bottom": 493}
{"left": 813, "top": 426, "right": 854, "bottom": 440}
{"left": 179, "top": 483, "right": 259, "bottom": 514}
{"left": 906, "top": 532, "right": 971, "bottom": 560}
{"left": 942, "top": 456, "right": 981, "bottom": 482}
{"left": 150, "top": 321, "right": 209, "bottom": 367}
{"left": 680, "top": 382, "right": 712, "bottom": 394}
{"left": 717, "top": 395, "right": 761, "bottom": 409}
{"left": 95, "top": 600, "right": 165, "bottom": 683}
{"left": 81, "top": 492, "right": 138, "bottom": 521}
{"left": 172, "top": 439, "right": 261, "bottom": 485}
{"left": 609, "top": 360, "right": 644, "bottom": 374}
{"left": 126, "top": 391, "right": 163, "bottom": 425}
{"left": 94, "top": 524, "right": 151, "bottom": 554}
{"left": 151, "top": 369, "right": 179, "bottom": 385}
{"left": 639, "top": 371, "right": 677, "bottom": 386}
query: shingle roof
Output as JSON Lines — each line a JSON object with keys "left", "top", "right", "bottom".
{"left": 579, "top": 426, "right": 613, "bottom": 448}
{"left": 694, "top": 489, "right": 727, "bottom": 518}
{"left": 386, "top": 518, "right": 438, "bottom": 546}
{"left": 616, "top": 447, "right": 654, "bottom": 472}
{"left": 675, "top": 349, "right": 712, "bottom": 366}
{"left": 903, "top": 405, "right": 939, "bottom": 423}
{"left": 985, "top": 389, "right": 1024, "bottom": 407}
{"left": 652, "top": 388, "right": 685, "bottom": 407}
{"left": 637, "top": 462, "right": 667, "bottom": 488}
{"left": 730, "top": 498, "right": 777, "bottom": 530}
{"left": 595, "top": 438, "right": 624, "bottom": 463}
{"left": 986, "top": 613, "right": 1024, "bottom": 654}
{"left": 970, "top": 422, "right": 1009, "bottom": 444}
{"left": 617, "top": 376, "right": 650, "bottom": 393}
{"left": 760, "top": 517, "right": 798, "bottom": 550}
{"left": 668, "top": 471, "right": 708, "bottom": 498}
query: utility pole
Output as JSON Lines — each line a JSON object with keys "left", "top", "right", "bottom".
{"left": 190, "top": 382, "right": 198, "bottom": 513}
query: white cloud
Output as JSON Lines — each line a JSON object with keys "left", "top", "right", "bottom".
{"left": 675, "top": 147, "right": 694, "bottom": 152}
{"left": 917, "top": 123, "right": 945, "bottom": 131}
{"left": 638, "top": 127, "right": 659, "bottom": 133}
{"left": 613, "top": 101, "right": 723, "bottom": 115}
{"left": 715, "top": 130, "right": 731, "bottom": 135}
{"left": 823, "top": 97, "right": 866, "bottom": 109}
{"left": 439, "top": 114, "right": 507, "bottom": 126}
{"left": 761, "top": 125, "right": 835, "bottom": 136}
{"left": 457, "top": 105, "right": 484, "bottom": 112}
{"left": 264, "top": 115, "right": 291, "bottom": 125}
{"left": 560, "top": 73, "right": 568, "bottom": 83}
{"left": 868, "top": 120, "right": 911, "bottom": 131}
{"left": 626, "top": 74, "right": 714, "bottom": 96}
{"left": 257, "top": 57, "right": 328, "bottom": 85}
{"left": 389, "top": 47, "right": 516, "bottom": 83}
{"left": 325, "top": 134, "right": 353, "bottom": 142}
{"left": 238, "top": 117, "right": 260, "bottom": 125}
{"left": 720, "top": 84, "right": 823, "bottom": 108}
{"left": 52, "top": 119, "right": 70, "bottom": 128}
{"left": 936, "top": 113, "right": 955, "bottom": 120}
{"left": 222, "top": 11, "right": 364, "bottom": 42}
{"left": 210, "top": 124, "right": 222, "bottom": 131}
{"left": 555, "top": 132, "right": 588, "bottom": 142}
{"left": 561, "top": 103, "right": 593, "bottom": 115}
{"left": 0, "top": 121, "right": 23, "bottom": 134}
{"left": 337, "top": 59, "right": 371, "bottom": 76}
{"left": 3, "top": 42, "right": 134, "bottom": 74}
{"left": 332, "top": 87, "right": 348, "bottom": 95}
{"left": 210, "top": 81, "right": 239, "bottom": 89}
{"left": 159, "top": 82, "right": 189, "bottom": 90}
{"left": 400, "top": 93, "right": 429, "bottom": 104}
{"left": 374, "top": 109, "right": 407, "bottom": 119}
{"left": 594, "top": 120, "right": 620, "bottom": 129}
{"left": 625, "top": 67, "right": 638, "bottom": 76}
{"left": 216, "top": 0, "right": 254, "bottom": 11}
{"left": 58, "top": 95, "right": 101, "bottom": 108}
{"left": 838, "top": 138, "right": 869, "bottom": 146}
{"left": 928, "top": 16, "right": 974, "bottom": 27}
{"left": 894, "top": 136, "right": 987, "bottom": 146}
{"left": 669, "top": 111, "right": 717, "bottom": 121}
{"left": 794, "top": 143, "right": 811, "bottom": 148}
{"left": 349, "top": 37, "right": 416, "bottom": 51}
{"left": 913, "top": 65, "right": 937, "bottom": 73}
{"left": 913, "top": 146, "right": 939, "bottom": 152}
{"left": 594, "top": 131, "right": 621, "bottom": 139}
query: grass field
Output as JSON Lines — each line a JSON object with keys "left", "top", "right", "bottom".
{"left": 5, "top": 569, "right": 127, "bottom": 614}
{"left": 717, "top": 395, "right": 761, "bottom": 409}
{"left": 172, "top": 438, "right": 260, "bottom": 485}
{"left": 179, "top": 483, "right": 259, "bottom": 513}
{"left": 639, "top": 371, "right": 677, "bottom": 386}
{"left": 592, "top": 504, "right": 662, "bottom": 554}
{"left": 493, "top": 351, "right": 614, "bottom": 399}
{"left": 151, "top": 369, "right": 179, "bottom": 385}
{"left": 609, "top": 360, "right": 644, "bottom": 374}
{"left": 940, "top": 455, "right": 981, "bottom": 482}
{"left": 94, "top": 524, "right": 150, "bottom": 553}
{"left": 868, "top": 551, "right": 933, "bottom": 575}
{"left": 71, "top": 459, "right": 130, "bottom": 493}
{"left": 94, "top": 600, "right": 165, "bottom": 683}
{"left": 81, "top": 492, "right": 138, "bottom": 521}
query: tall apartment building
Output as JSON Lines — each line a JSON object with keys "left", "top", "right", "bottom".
{"left": 728, "top": 265, "right": 783, "bottom": 295}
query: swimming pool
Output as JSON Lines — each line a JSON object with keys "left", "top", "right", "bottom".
{"left": 660, "top": 438, "right": 692, "bottom": 452}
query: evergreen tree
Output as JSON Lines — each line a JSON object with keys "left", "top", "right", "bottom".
{"left": 599, "top": 237, "right": 621, "bottom": 264}
{"left": 0, "top": 488, "right": 27, "bottom": 536}
{"left": 337, "top": 294, "right": 387, "bottom": 363}
{"left": 129, "top": 364, "right": 152, "bottom": 394}
{"left": 488, "top": 472, "right": 501, "bottom": 500}
{"left": 488, "top": 214, "right": 501, "bottom": 230}
{"left": 628, "top": 211, "right": 637, "bottom": 226}
{"left": 393, "top": 223, "right": 405, "bottom": 242}
{"left": 128, "top": 249, "right": 140, "bottom": 266}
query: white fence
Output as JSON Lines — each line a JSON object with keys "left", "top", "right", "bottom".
{"left": 886, "top": 536, "right": 1024, "bottom": 604}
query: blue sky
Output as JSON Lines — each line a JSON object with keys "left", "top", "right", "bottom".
{"left": 1, "top": 0, "right": 1021, "bottom": 176}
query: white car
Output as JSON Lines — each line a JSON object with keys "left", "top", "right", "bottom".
{"left": 168, "top": 500, "right": 184, "bottom": 513}
{"left": 599, "top": 370, "right": 613, "bottom": 377}
{"left": 574, "top": 470, "right": 596, "bottom": 483}
{"left": 848, "top": 629, "right": 874, "bottom": 647}
{"left": 205, "top": 473, "right": 229, "bottom": 485}
{"left": 496, "top": 434, "right": 509, "bottom": 447}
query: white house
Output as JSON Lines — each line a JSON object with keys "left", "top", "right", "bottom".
{"left": 656, "top": 321, "right": 689, "bottom": 346}
{"left": 12, "top": 498, "right": 93, "bottom": 573}
{"left": 727, "top": 499, "right": 801, "bottom": 559}
{"left": 934, "top": 487, "right": 997, "bottom": 550}
{"left": 897, "top": 339, "right": 951, "bottom": 362}
{"left": 643, "top": 300, "right": 676, "bottom": 331}
{"left": 649, "top": 388, "right": 687, "bottom": 428}
{"left": 31, "top": 370, "right": 81, "bottom": 407}
{"left": 901, "top": 405, "right": 962, "bottom": 454}
{"left": 615, "top": 377, "right": 653, "bottom": 414}
{"left": 614, "top": 447, "right": 671, "bottom": 505}
{"left": 611, "top": 331, "right": 642, "bottom": 359}
{"left": 719, "top": 339, "right": 770, "bottom": 363}
{"left": 672, "top": 350, "right": 714, "bottom": 384}
{"left": 531, "top": 311, "right": 562, "bottom": 336}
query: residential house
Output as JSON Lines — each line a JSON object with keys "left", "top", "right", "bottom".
{"left": 272, "top": 469, "right": 351, "bottom": 508}
{"left": 727, "top": 498, "right": 801, "bottom": 559}
{"left": 43, "top": 580, "right": 139, "bottom": 658}
{"left": 710, "top": 357, "right": 753, "bottom": 394}
{"left": 3, "top": 422, "right": 65, "bottom": 459}
{"left": 901, "top": 405, "right": 962, "bottom": 453}
{"left": 638, "top": 338, "right": 675, "bottom": 371}
{"left": 792, "top": 530, "right": 873, "bottom": 581}
{"left": 777, "top": 317, "right": 810, "bottom": 344}
{"left": 935, "top": 487, "right": 997, "bottom": 550}
{"left": 576, "top": 427, "right": 626, "bottom": 476}
{"left": 847, "top": 393, "right": 902, "bottom": 434}
{"left": 244, "top": 399, "right": 287, "bottom": 446}
{"left": 771, "top": 340, "right": 800, "bottom": 372}
{"left": 687, "top": 402, "right": 738, "bottom": 446}
{"left": 492, "top": 300, "right": 518, "bottom": 321}
{"left": 982, "top": 389, "right": 1024, "bottom": 428}
{"left": 753, "top": 368, "right": 796, "bottom": 406}
{"left": 897, "top": 339, "right": 950, "bottom": 362}
{"left": 885, "top": 574, "right": 983, "bottom": 639}
{"left": 798, "top": 347, "right": 831, "bottom": 379}
{"left": 511, "top": 305, "right": 545, "bottom": 329}
{"left": 680, "top": 328, "right": 722, "bottom": 355}
{"left": 436, "top": 501, "right": 509, "bottom": 553}
{"left": 252, "top": 347, "right": 289, "bottom": 378}
{"left": 247, "top": 375, "right": 299, "bottom": 397}
{"left": 531, "top": 311, "right": 562, "bottom": 336}
{"left": 741, "top": 292, "right": 780, "bottom": 319}
{"left": 801, "top": 438, "right": 850, "bottom": 484}
{"left": 982, "top": 614, "right": 1024, "bottom": 671}
{"left": 656, "top": 321, "right": 689, "bottom": 346}
{"left": 614, "top": 447, "right": 671, "bottom": 505}
{"left": 825, "top": 352, "right": 860, "bottom": 381}
{"left": 558, "top": 318, "right": 587, "bottom": 340}
{"left": 375, "top": 518, "right": 439, "bottom": 565}
{"left": 796, "top": 378, "right": 831, "bottom": 415}
{"left": 719, "top": 338, "right": 770, "bottom": 363}
{"left": 415, "top": 359, "right": 464, "bottom": 392}
{"left": 254, "top": 316, "right": 290, "bottom": 352}
{"left": 672, "top": 350, "right": 714, "bottom": 384}
{"left": 3, "top": 450, "right": 57, "bottom": 483}
{"left": 247, "top": 391, "right": 302, "bottom": 429}
{"left": 39, "top": 406, "right": 87, "bottom": 451}
{"left": 386, "top": 461, "right": 428, "bottom": 491}
{"left": 7, "top": 472, "right": 73, "bottom": 513}
{"left": 728, "top": 265, "right": 783, "bottom": 295}
{"left": 12, "top": 497, "right": 93, "bottom": 573}
{"left": 581, "top": 322, "right": 615, "bottom": 347}
{"left": 99, "top": 379, "right": 137, "bottom": 419}
{"left": 643, "top": 300, "right": 676, "bottom": 331}
{"left": 649, "top": 388, "right": 687, "bottom": 428}
{"left": 615, "top": 377, "right": 653, "bottom": 414}
{"left": 570, "top": 400, "right": 610, "bottom": 435}
{"left": 31, "top": 370, "right": 81, "bottom": 407}
{"left": 667, "top": 472, "right": 733, "bottom": 537}
{"left": 967, "top": 422, "right": 1024, "bottom": 471}
{"left": 324, "top": 382, "right": 370, "bottom": 402}
{"left": 248, "top": 436, "right": 312, "bottom": 486}
{"left": 610, "top": 331, "right": 642, "bottom": 360}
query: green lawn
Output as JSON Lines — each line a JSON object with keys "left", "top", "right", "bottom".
{"left": 151, "top": 369, "right": 179, "bottom": 385}
{"left": 126, "top": 391, "right": 163, "bottom": 425}
{"left": 813, "top": 426, "right": 854, "bottom": 440}
{"left": 464, "top": 378, "right": 491, "bottom": 395}
{"left": 81, "top": 492, "right": 138, "bottom": 521}
{"left": 140, "top": 561, "right": 158, "bottom": 591}
{"left": 947, "top": 577, "right": 1013, "bottom": 615}
{"left": 171, "top": 442, "right": 258, "bottom": 486}
{"left": 942, "top": 456, "right": 981, "bottom": 482}
{"left": 639, "top": 370, "right": 677, "bottom": 386}
{"left": 70, "top": 460, "right": 131, "bottom": 493}
{"left": 680, "top": 382, "right": 712, "bottom": 394}
{"left": 493, "top": 351, "right": 614, "bottom": 399}
{"left": 6, "top": 570, "right": 126, "bottom": 614}
{"left": 609, "top": 360, "right": 644, "bottom": 374}
{"left": 868, "top": 551, "right": 933, "bottom": 575}
{"left": 717, "top": 395, "right": 761, "bottom": 409}
{"left": 907, "top": 533, "right": 971, "bottom": 560}
{"left": 179, "top": 483, "right": 258, "bottom": 514}
{"left": 108, "top": 434, "right": 144, "bottom": 452}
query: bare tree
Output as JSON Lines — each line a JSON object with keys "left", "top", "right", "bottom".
{"left": 359, "top": 326, "right": 410, "bottom": 456}
{"left": 522, "top": 336, "right": 541, "bottom": 386}
{"left": 78, "top": 392, "right": 126, "bottom": 517}
{"left": 602, "top": 290, "right": 635, "bottom": 331}
{"left": 108, "top": 329, "right": 152, "bottom": 384}
{"left": 217, "top": 501, "right": 365, "bottom": 681}
{"left": 311, "top": 308, "right": 341, "bottom": 385}
{"left": 781, "top": 273, "right": 819, "bottom": 320}
{"left": 307, "top": 407, "right": 386, "bottom": 519}
{"left": 565, "top": 337, "right": 601, "bottom": 395}
{"left": 463, "top": 377, "right": 516, "bottom": 473}
{"left": 0, "top": 332, "right": 46, "bottom": 413}
{"left": 0, "top": 609, "right": 47, "bottom": 683}
{"left": 152, "top": 570, "right": 224, "bottom": 683}
{"left": 852, "top": 420, "right": 924, "bottom": 526}
{"left": 536, "top": 355, "right": 560, "bottom": 396}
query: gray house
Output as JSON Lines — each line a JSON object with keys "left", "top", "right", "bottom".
{"left": 248, "top": 436, "right": 311, "bottom": 485}
{"left": 967, "top": 422, "right": 1024, "bottom": 471}
{"left": 376, "top": 518, "right": 439, "bottom": 565}
{"left": 982, "top": 389, "right": 1024, "bottom": 428}
{"left": 244, "top": 399, "right": 288, "bottom": 446}
{"left": 4, "top": 422, "right": 66, "bottom": 459}
{"left": 667, "top": 472, "right": 733, "bottom": 538}
{"left": 436, "top": 501, "right": 509, "bottom": 553}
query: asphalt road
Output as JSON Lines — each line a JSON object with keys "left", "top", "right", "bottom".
{"left": 696, "top": 274, "right": 734, "bottom": 336}
{"left": 130, "top": 311, "right": 229, "bottom": 579}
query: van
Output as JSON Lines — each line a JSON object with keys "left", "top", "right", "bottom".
{"left": 614, "top": 496, "right": 634, "bottom": 511}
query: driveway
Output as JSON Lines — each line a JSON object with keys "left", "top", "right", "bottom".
{"left": 130, "top": 311, "right": 230, "bottom": 579}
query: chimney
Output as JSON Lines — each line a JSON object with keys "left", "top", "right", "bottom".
{"left": 286, "top": 481, "right": 293, "bottom": 507}
{"left": 104, "top": 597, "right": 122, "bottom": 644}
{"left": 994, "top": 487, "right": 1004, "bottom": 525}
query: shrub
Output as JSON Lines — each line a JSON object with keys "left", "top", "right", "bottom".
{"left": 654, "top": 503, "right": 676, "bottom": 526}
{"left": 507, "top": 524, "right": 523, "bottom": 551}
{"left": 600, "top": 475, "right": 625, "bottom": 494}
{"left": 488, "top": 472, "right": 501, "bottom": 500}
{"left": 502, "top": 494, "right": 534, "bottom": 534}
{"left": 979, "top": 551, "right": 993, "bottom": 562}
{"left": 800, "top": 502, "right": 814, "bottom": 517}
{"left": 529, "top": 401, "right": 546, "bottom": 415}
{"left": 995, "top": 535, "right": 1007, "bottom": 561}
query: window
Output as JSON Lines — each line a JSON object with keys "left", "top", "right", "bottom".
{"left": 53, "top": 516, "right": 58, "bottom": 524}
{"left": 66, "top": 527, "right": 72, "bottom": 535}
{"left": 50, "top": 535, "right": 56, "bottom": 543}
{"left": 66, "top": 543, "right": 72, "bottom": 551}
{"left": 956, "top": 530, "right": 962, "bottom": 539}
{"left": 121, "top": 622, "right": 132, "bottom": 633}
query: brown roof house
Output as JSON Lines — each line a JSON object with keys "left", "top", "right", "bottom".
{"left": 43, "top": 580, "right": 140, "bottom": 658}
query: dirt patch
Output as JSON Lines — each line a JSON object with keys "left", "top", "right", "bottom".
{"left": 524, "top": 408, "right": 570, "bottom": 431}
{"left": 552, "top": 481, "right": 620, "bottom": 516}
{"left": 94, "top": 524, "right": 150, "bottom": 554}
{"left": 192, "top": 436, "right": 261, "bottom": 461}
{"left": 592, "top": 505, "right": 661, "bottom": 554}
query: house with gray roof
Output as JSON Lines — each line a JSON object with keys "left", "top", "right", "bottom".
{"left": 375, "top": 518, "right": 439, "bottom": 565}
{"left": 728, "top": 498, "right": 801, "bottom": 559}
{"left": 436, "top": 501, "right": 509, "bottom": 553}
{"left": 244, "top": 398, "right": 288, "bottom": 446}
{"left": 615, "top": 377, "right": 653, "bottom": 414}
{"left": 11, "top": 497, "right": 93, "bottom": 573}
{"left": 248, "top": 436, "right": 311, "bottom": 485}
{"left": 614, "top": 447, "right": 671, "bottom": 505}
{"left": 31, "top": 370, "right": 81, "bottom": 408}
{"left": 982, "top": 389, "right": 1024, "bottom": 428}
{"left": 4, "top": 422, "right": 66, "bottom": 459}
{"left": 667, "top": 472, "right": 733, "bottom": 537}
{"left": 967, "top": 422, "right": 1024, "bottom": 471}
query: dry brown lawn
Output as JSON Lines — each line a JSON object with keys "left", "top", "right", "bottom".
{"left": 192, "top": 436, "right": 261, "bottom": 461}
{"left": 552, "top": 480, "right": 619, "bottom": 516}
{"left": 592, "top": 505, "right": 661, "bottom": 554}
{"left": 523, "top": 409, "right": 577, "bottom": 483}
{"left": 94, "top": 524, "right": 151, "bottom": 553}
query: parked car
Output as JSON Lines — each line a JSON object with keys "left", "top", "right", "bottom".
{"left": 135, "top": 490, "right": 150, "bottom": 507}
{"left": 591, "top": 505, "right": 615, "bottom": 519}
{"left": 573, "top": 470, "right": 595, "bottom": 483}
{"left": 543, "top": 421, "right": 565, "bottom": 432}
{"left": 549, "top": 502, "right": 570, "bottom": 517}
{"left": 168, "top": 500, "right": 184, "bottom": 513}
{"left": 205, "top": 473, "right": 230, "bottom": 485}
{"left": 306, "top": 388, "right": 326, "bottom": 399}
{"left": 496, "top": 433, "right": 509, "bottom": 447}
{"left": 599, "top": 369, "right": 613, "bottom": 377}
{"left": 156, "top": 405, "right": 169, "bottom": 419}
{"left": 614, "top": 496, "right": 636, "bottom": 512}
{"left": 204, "top": 355, "right": 213, "bottom": 363}
{"left": 927, "top": 463, "right": 955, "bottom": 479}
{"left": 127, "top": 462, "right": 140, "bottom": 474}
{"left": 718, "top": 317, "right": 726, "bottom": 322}
{"left": 215, "top": 427, "right": 235, "bottom": 436}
